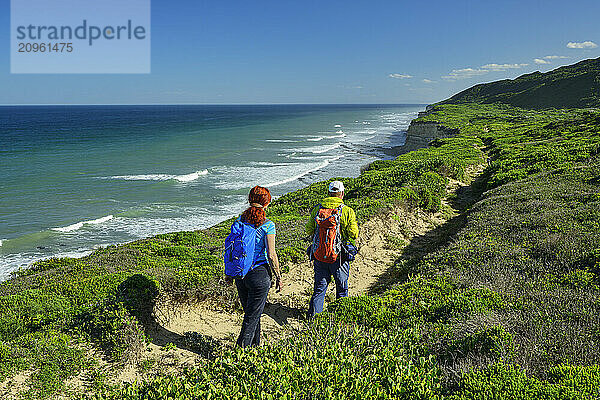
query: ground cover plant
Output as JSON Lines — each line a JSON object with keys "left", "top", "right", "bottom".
{"left": 1, "top": 94, "right": 600, "bottom": 397}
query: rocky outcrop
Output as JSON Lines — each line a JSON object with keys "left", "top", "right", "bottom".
{"left": 400, "top": 120, "right": 459, "bottom": 153}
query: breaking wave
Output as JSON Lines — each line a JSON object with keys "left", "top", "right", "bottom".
{"left": 53, "top": 215, "right": 114, "bottom": 233}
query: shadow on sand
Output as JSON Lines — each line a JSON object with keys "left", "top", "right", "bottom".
{"left": 264, "top": 301, "right": 305, "bottom": 326}
{"left": 367, "top": 167, "right": 491, "bottom": 295}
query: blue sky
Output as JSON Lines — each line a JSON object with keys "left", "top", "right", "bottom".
{"left": 1, "top": 0, "right": 599, "bottom": 104}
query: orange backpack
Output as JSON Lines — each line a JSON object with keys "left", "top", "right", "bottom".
{"left": 310, "top": 204, "right": 344, "bottom": 263}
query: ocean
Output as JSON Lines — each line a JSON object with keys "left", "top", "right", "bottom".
{"left": 0, "top": 104, "right": 423, "bottom": 279}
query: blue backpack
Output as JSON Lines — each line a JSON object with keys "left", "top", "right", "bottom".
{"left": 224, "top": 219, "right": 258, "bottom": 279}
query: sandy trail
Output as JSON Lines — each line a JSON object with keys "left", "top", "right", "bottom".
{"left": 151, "top": 162, "right": 485, "bottom": 353}
{"left": 150, "top": 203, "right": 448, "bottom": 355}
{"left": 53, "top": 164, "right": 484, "bottom": 392}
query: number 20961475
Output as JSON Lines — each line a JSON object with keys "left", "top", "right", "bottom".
{"left": 17, "top": 43, "right": 73, "bottom": 52}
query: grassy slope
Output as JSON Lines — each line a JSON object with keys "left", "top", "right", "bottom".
{"left": 1, "top": 102, "right": 599, "bottom": 398}
{"left": 440, "top": 57, "right": 600, "bottom": 109}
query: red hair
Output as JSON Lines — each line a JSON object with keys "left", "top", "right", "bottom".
{"left": 241, "top": 186, "right": 272, "bottom": 227}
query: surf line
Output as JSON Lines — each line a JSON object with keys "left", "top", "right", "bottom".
{"left": 52, "top": 215, "right": 114, "bottom": 233}
{"left": 266, "top": 155, "right": 344, "bottom": 187}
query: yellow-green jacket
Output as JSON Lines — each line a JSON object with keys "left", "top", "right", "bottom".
{"left": 305, "top": 197, "right": 359, "bottom": 245}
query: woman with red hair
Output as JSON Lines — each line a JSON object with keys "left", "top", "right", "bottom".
{"left": 227, "top": 185, "right": 282, "bottom": 347}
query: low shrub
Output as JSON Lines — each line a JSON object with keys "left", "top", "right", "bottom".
{"left": 76, "top": 299, "right": 145, "bottom": 362}
{"left": 88, "top": 320, "right": 442, "bottom": 400}
{"left": 327, "top": 277, "right": 506, "bottom": 329}
{"left": 449, "top": 363, "right": 600, "bottom": 400}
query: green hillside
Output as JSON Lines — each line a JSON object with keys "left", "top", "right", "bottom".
{"left": 1, "top": 57, "right": 600, "bottom": 398}
{"left": 440, "top": 57, "right": 600, "bottom": 109}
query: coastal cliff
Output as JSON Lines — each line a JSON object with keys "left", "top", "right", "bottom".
{"left": 401, "top": 119, "right": 459, "bottom": 153}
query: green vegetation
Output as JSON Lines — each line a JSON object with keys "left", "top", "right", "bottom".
{"left": 93, "top": 321, "right": 442, "bottom": 400}
{"left": 2, "top": 59, "right": 600, "bottom": 398}
{"left": 440, "top": 56, "right": 600, "bottom": 109}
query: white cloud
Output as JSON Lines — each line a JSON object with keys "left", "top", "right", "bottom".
{"left": 389, "top": 73, "right": 412, "bottom": 79}
{"left": 442, "top": 62, "right": 529, "bottom": 80}
{"left": 480, "top": 63, "right": 528, "bottom": 71}
{"left": 422, "top": 79, "right": 436, "bottom": 84}
{"left": 543, "top": 55, "right": 568, "bottom": 59}
{"left": 534, "top": 58, "right": 551, "bottom": 64}
{"left": 338, "top": 85, "right": 364, "bottom": 89}
{"left": 567, "top": 41, "right": 598, "bottom": 49}
{"left": 441, "top": 68, "right": 488, "bottom": 80}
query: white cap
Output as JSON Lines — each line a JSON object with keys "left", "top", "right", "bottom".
{"left": 328, "top": 180, "right": 344, "bottom": 193}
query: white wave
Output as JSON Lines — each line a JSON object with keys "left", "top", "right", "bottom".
{"left": 362, "top": 121, "right": 371, "bottom": 125}
{"left": 52, "top": 249, "right": 94, "bottom": 259}
{"left": 112, "top": 209, "right": 240, "bottom": 241}
{"left": 248, "top": 161, "right": 291, "bottom": 167}
{"left": 265, "top": 139, "right": 298, "bottom": 143}
{"left": 286, "top": 155, "right": 332, "bottom": 161}
{"left": 334, "top": 124, "right": 342, "bottom": 128}
{"left": 0, "top": 239, "right": 3, "bottom": 247}
{"left": 356, "top": 129, "right": 377, "bottom": 135}
{"left": 266, "top": 155, "right": 343, "bottom": 187}
{"left": 305, "top": 143, "right": 341, "bottom": 154}
{"left": 53, "top": 222, "right": 85, "bottom": 233}
{"left": 53, "top": 215, "right": 113, "bottom": 233}
{"left": 335, "top": 130, "right": 344, "bottom": 134}
{"left": 108, "top": 174, "right": 169, "bottom": 181}
{"left": 287, "top": 143, "right": 341, "bottom": 155}
{"left": 108, "top": 169, "right": 209, "bottom": 182}
{"left": 0, "top": 247, "right": 95, "bottom": 280}
{"left": 307, "top": 136, "right": 324, "bottom": 142}
{"left": 175, "top": 170, "right": 209, "bottom": 182}
{"left": 329, "top": 133, "right": 346, "bottom": 138}
{"left": 87, "top": 215, "right": 114, "bottom": 225}
{"left": 215, "top": 155, "right": 344, "bottom": 190}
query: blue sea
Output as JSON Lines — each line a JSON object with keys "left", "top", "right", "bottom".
{"left": 0, "top": 104, "right": 423, "bottom": 279}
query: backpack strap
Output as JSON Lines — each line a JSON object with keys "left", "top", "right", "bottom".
{"left": 335, "top": 204, "right": 344, "bottom": 220}
{"left": 335, "top": 204, "right": 344, "bottom": 241}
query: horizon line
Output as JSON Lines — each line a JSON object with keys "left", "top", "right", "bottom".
{"left": 0, "top": 102, "right": 431, "bottom": 107}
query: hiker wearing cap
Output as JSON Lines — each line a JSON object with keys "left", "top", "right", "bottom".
{"left": 224, "top": 186, "right": 282, "bottom": 347}
{"left": 305, "top": 180, "right": 358, "bottom": 318}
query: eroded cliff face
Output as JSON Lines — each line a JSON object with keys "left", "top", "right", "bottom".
{"left": 401, "top": 120, "right": 458, "bottom": 153}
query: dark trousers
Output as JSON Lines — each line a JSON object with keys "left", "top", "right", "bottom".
{"left": 235, "top": 264, "right": 271, "bottom": 347}
{"left": 307, "top": 258, "right": 350, "bottom": 318}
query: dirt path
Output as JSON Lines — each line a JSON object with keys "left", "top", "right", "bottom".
{"left": 53, "top": 163, "right": 486, "bottom": 392}
{"left": 153, "top": 205, "right": 441, "bottom": 347}
{"left": 137, "top": 175, "right": 478, "bottom": 370}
